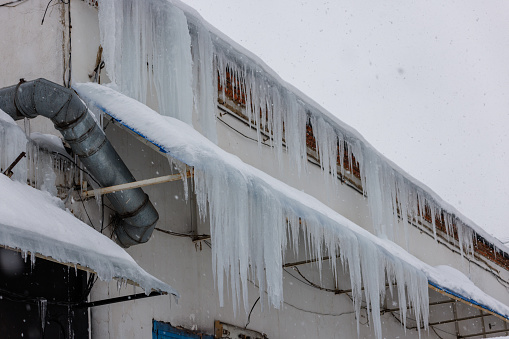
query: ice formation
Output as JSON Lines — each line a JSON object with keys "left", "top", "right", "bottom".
{"left": 98, "top": 0, "right": 480, "bottom": 258}
{"left": 0, "top": 110, "right": 69, "bottom": 197}
{"left": 78, "top": 83, "right": 436, "bottom": 338}
{"left": 209, "top": 34, "right": 477, "bottom": 256}
{"left": 99, "top": 0, "right": 194, "bottom": 125}
{"left": 78, "top": 82, "right": 509, "bottom": 336}
{"left": 91, "top": 0, "right": 506, "bottom": 335}
{"left": 0, "top": 170, "right": 177, "bottom": 296}
{"left": 0, "top": 112, "right": 178, "bottom": 295}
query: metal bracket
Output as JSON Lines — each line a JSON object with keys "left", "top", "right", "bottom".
{"left": 2, "top": 151, "right": 26, "bottom": 178}
{"left": 74, "top": 291, "right": 166, "bottom": 309}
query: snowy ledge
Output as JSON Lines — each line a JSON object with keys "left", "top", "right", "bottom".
{"left": 75, "top": 83, "right": 509, "bottom": 336}
{"left": 0, "top": 167, "right": 178, "bottom": 298}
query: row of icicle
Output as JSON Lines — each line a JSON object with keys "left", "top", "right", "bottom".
{"left": 96, "top": 0, "right": 481, "bottom": 337}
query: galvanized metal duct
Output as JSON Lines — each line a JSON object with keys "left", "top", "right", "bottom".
{"left": 0, "top": 78, "right": 158, "bottom": 247}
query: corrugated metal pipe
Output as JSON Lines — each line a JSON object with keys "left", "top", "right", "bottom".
{"left": 0, "top": 78, "right": 158, "bottom": 247}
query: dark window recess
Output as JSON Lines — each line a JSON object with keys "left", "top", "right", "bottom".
{"left": 0, "top": 247, "right": 89, "bottom": 339}
{"left": 153, "top": 320, "right": 214, "bottom": 339}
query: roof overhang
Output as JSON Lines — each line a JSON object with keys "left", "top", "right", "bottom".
{"left": 0, "top": 170, "right": 178, "bottom": 298}
{"left": 75, "top": 82, "right": 509, "bottom": 332}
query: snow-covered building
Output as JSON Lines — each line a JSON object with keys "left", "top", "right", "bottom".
{"left": 1, "top": 0, "right": 509, "bottom": 338}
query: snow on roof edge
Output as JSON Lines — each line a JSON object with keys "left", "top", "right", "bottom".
{"left": 75, "top": 82, "right": 509, "bottom": 321}
{"left": 0, "top": 173, "right": 178, "bottom": 298}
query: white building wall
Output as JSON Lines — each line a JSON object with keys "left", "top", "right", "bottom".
{"left": 0, "top": 0, "right": 68, "bottom": 136}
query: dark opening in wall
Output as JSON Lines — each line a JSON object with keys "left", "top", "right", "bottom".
{"left": 0, "top": 247, "right": 89, "bottom": 339}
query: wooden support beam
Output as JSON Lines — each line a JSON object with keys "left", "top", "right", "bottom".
{"left": 82, "top": 170, "right": 193, "bottom": 198}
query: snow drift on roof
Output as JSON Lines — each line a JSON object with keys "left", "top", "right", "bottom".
{"left": 0, "top": 114, "right": 178, "bottom": 296}
{"left": 75, "top": 82, "right": 509, "bottom": 338}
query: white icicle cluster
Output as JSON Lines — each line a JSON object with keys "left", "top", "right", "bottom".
{"left": 95, "top": 0, "right": 485, "bottom": 337}
{"left": 211, "top": 33, "right": 475, "bottom": 257}
{"left": 0, "top": 111, "right": 68, "bottom": 196}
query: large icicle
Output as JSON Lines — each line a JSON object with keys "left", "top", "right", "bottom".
{"left": 214, "top": 48, "right": 308, "bottom": 175}
{"left": 190, "top": 22, "right": 218, "bottom": 143}
{"left": 98, "top": 0, "right": 479, "bottom": 255}
{"left": 80, "top": 82, "right": 509, "bottom": 339}
{"left": 193, "top": 166, "right": 430, "bottom": 336}
{"left": 206, "top": 18, "right": 477, "bottom": 254}
{"left": 99, "top": 0, "right": 194, "bottom": 124}
{"left": 78, "top": 83, "right": 434, "bottom": 339}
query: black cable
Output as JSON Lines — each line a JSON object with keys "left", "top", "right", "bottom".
{"left": 66, "top": 0, "right": 71, "bottom": 87}
{"left": 0, "top": 0, "right": 25, "bottom": 7}
{"left": 75, "top": 188, "right": 95, "bottom": 229}
{"left": 0, "top": 287, "right": 78, "bottom": 307}
{"left": 244, "top": 296, "right": 260, "bottom": 329}
{"left": 430, "top": 326, "right": 447, "bottom": 339}
{"left": 50, "top": 151, "right": 101, "bottom": 187}
{"left": 41, "top": 0, "right": 54, "bottom": 25}
{"left": 81, "top": 273, "right": 97, "bottom": 301}
{"left": 41, "top": 0, "right": 69, "bottom": 25}
{"left": 283, "top": 267, "right": 341, "bottom": 294}
{"left": 154, "top": 227, "right": 210, "bottom": 240}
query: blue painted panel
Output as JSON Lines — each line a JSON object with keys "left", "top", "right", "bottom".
{"left": 153, "top": 320, "right": 214, "bottom": 339}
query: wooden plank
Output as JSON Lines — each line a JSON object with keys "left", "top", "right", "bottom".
{"left": 82, "top": 170, "right": 193, "bottom": 198}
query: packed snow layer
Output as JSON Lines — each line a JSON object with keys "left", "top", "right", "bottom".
{"left": 95, "top": 0, "right": 505, "bottom": 258}
{"left": 0, "top": 114, "right": 177, "bottom": 297}
{"left": 75, "top": 83, "right": 509, "bottom": 337}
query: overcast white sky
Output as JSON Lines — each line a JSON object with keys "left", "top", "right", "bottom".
{"left": 181, "top": 0, "right": 509, "bottom": 242}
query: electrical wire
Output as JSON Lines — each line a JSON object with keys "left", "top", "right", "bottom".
{"left": 0, "top": 0, "right": 26, "bottom": 7}
{"left": 154, "top": 227, "right": 210, "bottom": 241}
{"left": 244, "top": 296, "right": 260, "bottom": 329}
{"left": 75, "top": 188, "right": 95, "bottom": 229}
{"left": 41, "top": 0, "right": 68, "bottom": 25}
{"left": 430, "top": 326, "right": 447, "bottom": 339}
{"left": 246, "top": 277, "right": 359, "bottom": 319}
{"left": 50, "top": 151, "right": 101, "bottom": 187}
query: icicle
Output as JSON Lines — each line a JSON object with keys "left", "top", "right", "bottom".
{"left": 30, "top": 251, "right": 36, "bottom": 269}
{"left": 192, "top": 151, "right": 430, "bottom": 339}
{"left": 38, "top": 298, "right": 47, "bottom": 332}
{"left": 192, "top": 22, "right": 218, "bottom": 143}
{"left": 99, "top": 0, "right": 194, "bottom": 124}
{"left": 167, "top": 156, "right": 189, "bottom": 201}
{"left": 213, "top": 51, "right": 307, "bottom": 175}
{"left": 309, "top": 115, "right": 338, "bottom": 201}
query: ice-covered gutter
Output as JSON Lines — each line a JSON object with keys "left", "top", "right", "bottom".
{"left": 75, "top": 83, "right": 509, "bottom": 337}
{"left": 0, "top": 131, "right": 178, "bottom": 297}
